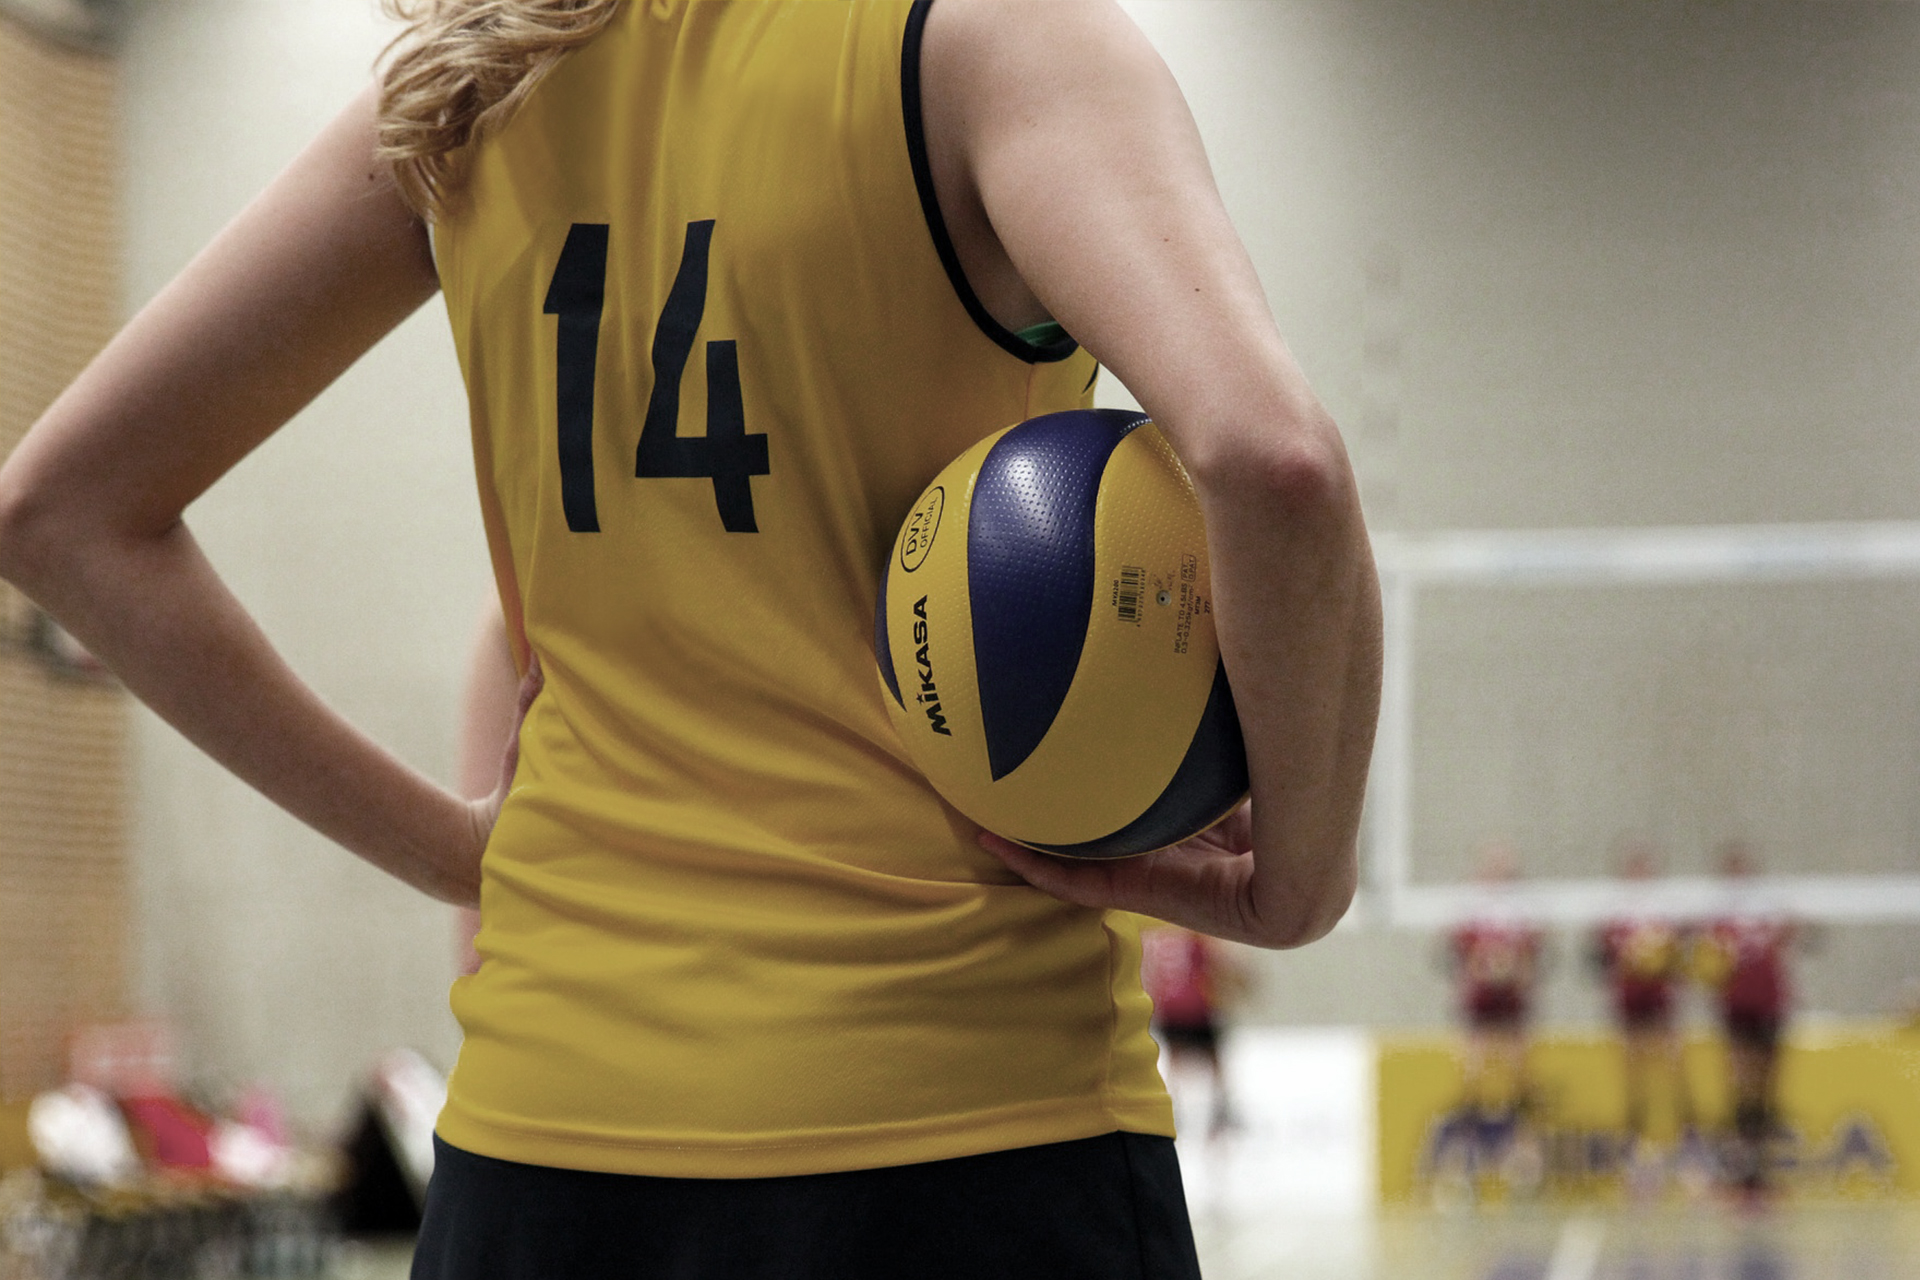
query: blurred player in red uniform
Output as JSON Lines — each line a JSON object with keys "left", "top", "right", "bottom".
{"left": 1446, "top": 845, "right": 1546, "bottom": 1124}
{"left": 1141, "top": 925, "right": 1246, "bottom": 1136}
{"left": 1593, "top": 844, "right": 1692, "bottom": 1152}
{"left": 1693, "top": 840, "right": 1799, "bottom": 1195}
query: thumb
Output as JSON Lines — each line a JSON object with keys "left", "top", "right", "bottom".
{"left": 498, "top": 651, "right": 544, "bottom": 797}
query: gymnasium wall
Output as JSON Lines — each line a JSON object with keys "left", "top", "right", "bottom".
{"left": 118, "top": 0, "right": 479, "bottom": 1127}
{"left": 1109, "top": 0, "right": 1920, "bottom": 1031}
{"left": 100, "top": 0, "right": 1920, "bottom": 1128}
{"left": 0, "top": 10, "right": 130, "bottom": 1101}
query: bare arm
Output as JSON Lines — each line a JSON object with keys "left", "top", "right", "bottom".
{"left": 453, "top": 601, "right": 522, "bottom": 970}
{"left": 924, "top": 0, "right": 1382, "bottom": 948}
{"left": 0, "top": 87, "right": 491, "bottom": 905}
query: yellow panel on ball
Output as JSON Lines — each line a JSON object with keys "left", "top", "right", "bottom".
{"left": 880, "top": 431, "right": 994, "bottom": 791}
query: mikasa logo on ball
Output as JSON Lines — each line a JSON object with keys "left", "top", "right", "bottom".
{"left": 899, "top": 487, "right": 944, "bottom": 573}
{"left": 911, "top": 596, "right": 952, "bottom": 736}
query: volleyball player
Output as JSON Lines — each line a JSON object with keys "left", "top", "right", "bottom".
{"left": 1693, "top": 840, "right": 1799, "bottom": 1197}
{"left": 1141, "top": 925, "right": 1247, "bottom": 1137}
{"left": 1593, "top": 844, "right": 1694, "bottom": 1180}
{"left": 0, "top": 1, "right": 1381, "bottom": 1275}
{"left": 1445, "top": 846, "right": 1545, "bottom": 1130}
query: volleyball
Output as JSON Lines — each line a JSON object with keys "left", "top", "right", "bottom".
{"left": 875, "top": 408, "right": 1249, "bottom": 858}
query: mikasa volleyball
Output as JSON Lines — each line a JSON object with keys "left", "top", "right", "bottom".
{"left": 875, "top": 408, "right": 1249, "bottom": 858}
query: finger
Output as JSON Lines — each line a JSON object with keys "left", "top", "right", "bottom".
{"left": 1214, "top": 800, "right": 1254, "bottom": 848}
{"left": 977, "top": 831, "right": 1061, "bottom": 886}
{"left": 978, "top": 832, "right": 1123, "bottom": 910}
{"left": 516, "top": 650, "right": 545, "bottom": 715}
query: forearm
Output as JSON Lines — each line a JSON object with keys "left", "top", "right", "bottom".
{"left": 1074, "top": 321, "right": 1381, "bottom": 948}
{"left": 0, "top": 517, "right": 482, "bottom": 905}
{"left": 1179, "top": 396, "right": 1381, "bottom": 947}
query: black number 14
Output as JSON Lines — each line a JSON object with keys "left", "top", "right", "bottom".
{"left": 543, "top": 220, "right": 770, "bottom": 533}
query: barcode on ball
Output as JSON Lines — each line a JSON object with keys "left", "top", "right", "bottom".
{"left": 1116, "top": 565, "right": 1146, "bottom": 624}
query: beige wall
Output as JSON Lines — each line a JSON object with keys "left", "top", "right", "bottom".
{"left": 113, "top": 0, "right": 1920, "bottom": 1127}
{"left": 120, "top": 0, "right": 480, "bottom": 1127}
{"left": 1115, "top": 0, "right": 1920, "bottom": 1026}
{"left": 0, "top": 12, "right": 128, "bottom": 1100}
{"left": 1125, "top": 0, "right": 1920, "bottom": 528}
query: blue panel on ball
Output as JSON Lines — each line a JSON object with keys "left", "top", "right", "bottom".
{"left": 1026, "top": 660, "right": 1249, "bottom": 859}
{"left": 969, "top": 409, "right": 1149, "bottom": 781}
{"left": 874, "top": 560, "right": 903, "bottom": 708}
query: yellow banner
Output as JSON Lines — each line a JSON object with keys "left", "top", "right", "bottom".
{"left": 1379, "top": 1025, "right": 1920, "bottom": 1203}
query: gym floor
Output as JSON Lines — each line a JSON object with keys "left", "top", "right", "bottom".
{"left": 332, "top": 1240, "right": 412, "bottom": 1279}
{"left": 1194, "top": 1201, "right": 1920, "bottom": 1280}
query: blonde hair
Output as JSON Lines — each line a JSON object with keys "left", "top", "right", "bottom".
{"left": 377, "top": 0, "right": 623, "bottom": 220}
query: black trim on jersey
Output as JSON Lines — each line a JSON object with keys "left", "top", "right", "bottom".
{"left": 901, "top": 0, "right": 1079, "bottom": 366}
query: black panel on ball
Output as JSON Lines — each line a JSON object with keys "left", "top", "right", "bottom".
{"left": 875, "top": 560, "right": 903, "bottom": 708}
{"left": 967, "top": 409, "right": 1148, "bottom": 781}
{"left": 1023, "top": 660, "right": 1250, "bottom": 860}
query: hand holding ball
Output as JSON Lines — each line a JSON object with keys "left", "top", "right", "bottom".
{"left": 876, "top": 409, "right": 1248, "bottom": 857}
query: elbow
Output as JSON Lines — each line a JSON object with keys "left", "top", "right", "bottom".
{"left": 1184, "top": 418, "right": 1354, "bottom": 526}
{"left": 0, "top": 466, "right": 54, "bottom": 592}
{"left": 1251, "top": 846, "right": 1358, "bottom": 951}
{"left": 0, "top": 461, "right": 96, "bottom": 599}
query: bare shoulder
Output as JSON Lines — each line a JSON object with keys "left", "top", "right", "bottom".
{"left": 915, "top": 0, "right": 1205, "bottom": 340}
{"left": 918, "top": 0, "right": 1158, "bottom": 73}
{"left": 918, "top": 0, "right": 1174, "bottom": 135}
{"left": 916, "top": 0, "right": 1298, "bottom": 451}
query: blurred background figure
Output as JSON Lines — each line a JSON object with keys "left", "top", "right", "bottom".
{"left": 1445, "top": 845, "right": 1547, "bottom": 1129}
{"left": 1593, "top": 842, "right": 1693, "bottom": 1171}
{"left": 1692, "top": 839, "right": 1802, "bottom": 1199}
{"left": 1141, "top": 924, "right": 1248, "bottom": 1137}
{"left": 1420, "top": 844, "right": 1549, "bottom": 1203}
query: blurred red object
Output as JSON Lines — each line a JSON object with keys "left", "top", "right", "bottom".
{"left": 117, "top": 1094, "right": 215, "bottom": 1171}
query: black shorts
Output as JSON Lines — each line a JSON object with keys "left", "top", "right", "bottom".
{"left": 1467, "top": 1003, "right": 1527, "bottom": 1034}
{"left": 1155, "top": 1023, "right": 1220, "bottom": 1055}
{"left": 1725, "top": 1009, "right": 1782, "bottom": 1052}
{"left": 411, "top": 1132, "right": 1202, "bottom": 1280}
{"left": 1618, "top": 1003, "right": 1672, "bottom": 1034}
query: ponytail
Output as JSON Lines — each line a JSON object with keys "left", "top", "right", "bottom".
{"left": 377, "top": 0, "right": 622, "bottom": 220}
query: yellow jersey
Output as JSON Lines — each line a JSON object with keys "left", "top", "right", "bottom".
{"left": 431, "top": 0, "right": 1171, "bottom": 1177}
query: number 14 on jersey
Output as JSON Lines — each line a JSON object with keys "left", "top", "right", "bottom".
{"left": 543, "top": 219, "right": 771, "bottom": 534}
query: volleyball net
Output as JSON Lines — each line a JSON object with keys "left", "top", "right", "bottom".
{"left": 1364, "top": 521, "right": 1920, "bottom": 927}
